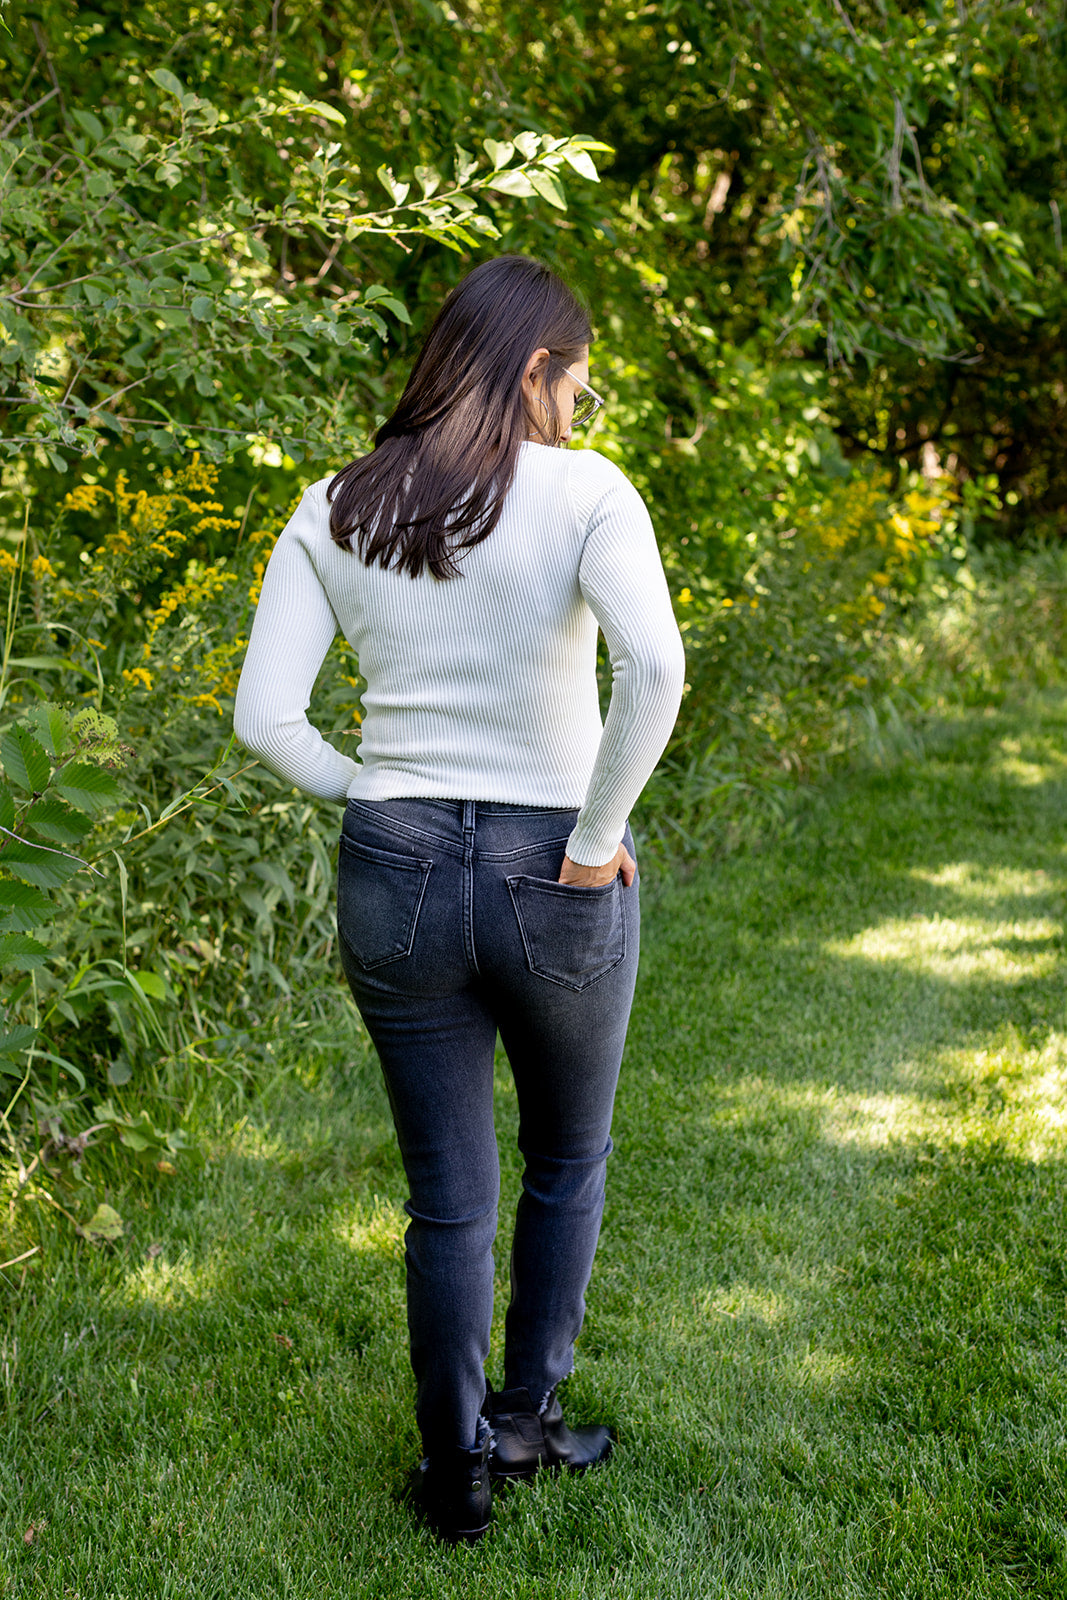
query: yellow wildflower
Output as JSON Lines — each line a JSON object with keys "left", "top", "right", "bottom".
{"left": 122, "top": 667, "right": 153, "bottom": 691}
{"left": 31, "top": 555, "right": 56, "bottom": 580}
{"left": 0, "top": 550, "right": 19, "bottom": 575}
{"left": 62, "top": 484, "right": 110, "bottom": 513}
{"left": 177, "top": 453, "right": 219, "bottom": 494}
{"left": 187, "top": 691, "right": 223, "bottom": 713}
{"left": 193, "top": 515, "right": 241, "bottom": 534}
{"left": 677, "top": 588, "right": 693, "bottom": 606}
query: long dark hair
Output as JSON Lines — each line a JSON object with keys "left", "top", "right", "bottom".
{"left": 327, "top": 255, "right": 592, "bottom": 580}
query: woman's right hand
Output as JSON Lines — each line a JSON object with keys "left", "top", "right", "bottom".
{"left": 558, "top": 843, "right": 636, "bottom": 888}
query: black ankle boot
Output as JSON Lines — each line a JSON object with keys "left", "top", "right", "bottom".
{"left": 417, "top": 1432, "right": 492, "bottom": 1542}
{"left": 486, "top": 1386, "right": 613, "bottom": 1480}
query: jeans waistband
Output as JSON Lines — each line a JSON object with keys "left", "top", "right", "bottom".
{"left": 347, "top": 798, "right": 578, "bottom": 819}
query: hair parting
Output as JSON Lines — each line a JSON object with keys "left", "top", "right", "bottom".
{"left": 327, "top": 255, "right": 593, "bottom": 580}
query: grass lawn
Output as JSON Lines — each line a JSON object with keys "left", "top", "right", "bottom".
{"left": 3, "top": 696, "right": 1067, "bottom": 1598}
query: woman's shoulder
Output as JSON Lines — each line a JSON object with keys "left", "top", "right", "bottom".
{"left": 283, "top": 474, "right": 338, "bottom": 534}
{"left": 303, "top": 473, "right": 337, "bottom": 505}
{"left": 519, "top": 442, "right": 639, "bottom": 505}
{"left": 565, "top": 449, "right": 647, "bottom": 528}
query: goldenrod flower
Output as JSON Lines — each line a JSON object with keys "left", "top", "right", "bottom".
{"left": 31, "top": 555, "right": 57, "bottom": 580}
{"left": 62, "top": 484, "right": 110, "bottom": 513}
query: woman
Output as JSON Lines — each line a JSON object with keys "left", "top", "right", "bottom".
{"left": 233, "top": 255, "right": 684, "bottom": 1542}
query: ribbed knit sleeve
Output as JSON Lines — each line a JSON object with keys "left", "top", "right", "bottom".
{"left": 565, "top": 457, "right": 686, "bottom": 865}
{"left": 232, "top": 485, "right": 361, "bottom": 800}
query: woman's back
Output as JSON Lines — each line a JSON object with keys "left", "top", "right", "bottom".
{"left": 234, "top": 440, "right": 682, "bottom": 866}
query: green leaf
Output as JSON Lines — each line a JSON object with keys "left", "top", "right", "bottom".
{"left": 129, "top": 969, "right": 167, "bottom": 1000}
{"left": 0, "top": 873, "right": 55, "bottom": 932}
{"left": 414, "top": 164, "right": 441, "bottom": 198}
{"left": 149, "top": 67, "right": 185, "bottom": 100}
{"left": 6, "top": 657, "right": 95, "bottom": 679}
{"left": 70, "top": 708, "right": 121, "bottom": 758}
{"left": 301, "top": 98, "right": 346, "bottom": 126}
{"left": 26, "top": 703, "right": 72, "bottom": 759}
{"left": 454, "top": 146, "right": 479, "bottom": 186}
{"left": 0, "top": 1024, "right": 37, "bottom": 1058}
{"left": 81, "top": 1203, "right": 124, "bottom": 1242}
{"left": 0, "top": 878, "right": 54, "bottom": 912}
{"left": 86, "top": 174, "right": 112, "bottom": 198}
{"left": 190, "top": 295, "right": 215, "bottom": 322}
{"left": 483, "top": 138, "right": 515, "bottom": 172}
{"left": 53, "top": 762, "right": 120, "bottom": 814}
{"left": 0, "top": 728, "right": 51, "bottom": 796}
{"left": 528, "top": 168, "right": 567, "bottom": 210}
{"left": 0, "top": 785, "right": 13, "bottom": 832}
{"left": 558, "top": 146, "right": 601, "bottom": 182}
{"left": 376, "top": 296, "right": 411, "bottom": 324}
{"left": 119, "top": 1129, "right": 153, "bottom": 1152}
{"left": 24, "top": 798, "right": 92, "bottom": 846}
{"left": 0, "top": 932, "right": 49, "bottom": 969}
{"left": 376, "top": 165, "right": 410, "bottom": 206}
{"left": 513, "top": 131, "right": 542, "bottom": 160}
{"left": 486, "top": 169, "right": 537, "bottom": 198}
{"left": 71, "top": 110, "right": 104, "bottom": 143}
{"left": 0, "top": 841, "right": 82, "bottom": 889}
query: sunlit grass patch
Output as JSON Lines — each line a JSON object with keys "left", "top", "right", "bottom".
{"left": 333, "top": 1195, "right": 407, "bottom": 1260}
{"left": 825, "top": 911, "right": 1061, "bottom": 983}
{"left": 909, "top": 861, "right": 1067, "bottom": 902}
{"left": 698, "top": 1283, "right": 793, "bottom": 1326}
{"left": 992, "top": 732, "right": 1067, "bottom": 785}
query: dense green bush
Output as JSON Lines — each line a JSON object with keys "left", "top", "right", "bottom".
{"left": 0, "top": 458, "right": 358, "bottom": 1198}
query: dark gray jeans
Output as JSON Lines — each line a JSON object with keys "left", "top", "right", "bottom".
{"left": 336, "top": 798, "right": 640, "bottom": 1457}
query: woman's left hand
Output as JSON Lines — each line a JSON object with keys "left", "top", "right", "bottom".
{"left": 559, "top": 843, "right": 636, "bottom": 888}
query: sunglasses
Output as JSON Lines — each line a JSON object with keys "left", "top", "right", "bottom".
{"left": 561, "top": 366, "right": 606, "bottom": 428}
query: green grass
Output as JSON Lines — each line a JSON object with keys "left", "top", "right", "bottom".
{"left": 5, "top": 696, "right": 1067, "bottom": 1598}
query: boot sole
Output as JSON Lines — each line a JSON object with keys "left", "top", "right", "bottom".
{"left": 442, "top": 1520, "right": 490, "bottom": 1543}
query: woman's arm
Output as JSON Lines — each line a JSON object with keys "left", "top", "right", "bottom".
{"left": 565, "top": 468, "right": 686, "bottom": 874}
{"left": 233, "top": 486, "right": 362, "bottom": 800}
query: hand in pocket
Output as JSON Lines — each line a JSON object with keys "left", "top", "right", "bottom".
{"left": 558, "top": 842, "right": 636, "bottom": 888}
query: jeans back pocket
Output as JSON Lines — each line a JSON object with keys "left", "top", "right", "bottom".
{"left": 337, "top": 835, "right": 432, "bottom": 969}
{"left": 506, "top": 874, "right": 625, "bottom": 992}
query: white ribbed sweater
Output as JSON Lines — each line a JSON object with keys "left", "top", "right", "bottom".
{"left": 233, "top": 441, "right": 685, "bottom": 866}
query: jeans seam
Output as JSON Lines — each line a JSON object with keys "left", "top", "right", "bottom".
{"left": 462, "top": 800, "right": 480, "bottom": 975}
{"left": 473, "top": 836, "right": 574, "bottom": 864}
{"left": 343, "top": 802, "right": 465, "bottom": 858}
